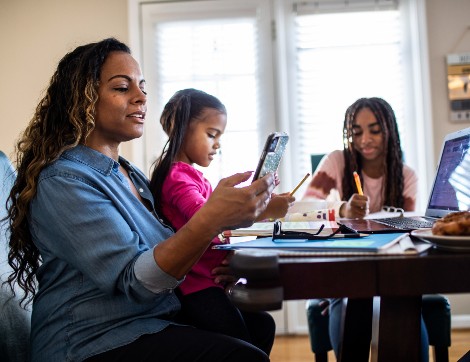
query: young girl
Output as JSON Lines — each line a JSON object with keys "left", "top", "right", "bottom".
{"left": 150, "top": 88, "right": 294, "bottom": 355}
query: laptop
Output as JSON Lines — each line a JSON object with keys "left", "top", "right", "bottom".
{"left": 340, "top": 127, "right": 470, "bottom": 233}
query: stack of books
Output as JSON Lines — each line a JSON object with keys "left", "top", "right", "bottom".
{"left": 218, "top": 221, "right": 432, "bottom": 256}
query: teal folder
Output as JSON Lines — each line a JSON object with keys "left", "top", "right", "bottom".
{"left": 214, "top": 233, "right": 409, "bottom": 253}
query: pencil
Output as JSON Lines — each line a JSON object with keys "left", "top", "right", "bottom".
{"left": 353, "top": 171, "right": 363, "bottom": 195}
{"left": 290, "top": 173, "right": 310, "bottom": 196}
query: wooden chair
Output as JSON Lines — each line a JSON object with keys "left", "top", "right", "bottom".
{"left": 310, "top": 154, "right": 325, "bottom": 174}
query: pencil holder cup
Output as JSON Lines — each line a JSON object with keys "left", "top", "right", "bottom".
{"left": 288, "top": 200, "right": 328, "bottom": 213}
{"left": 283, "top": 208, "right": 335, "bottom": 222}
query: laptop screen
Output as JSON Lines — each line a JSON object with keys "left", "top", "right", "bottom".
{"left": 426, "top": 128, "right": 470, "bottom": 217}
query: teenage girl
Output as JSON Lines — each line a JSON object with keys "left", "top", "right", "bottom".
{"left": 302, "top": 97, "right": 428, "bottom": 361}
{"left": 149, "top": 88, "right": 294, "bottom": 355}
{"left": 303, "top": 97, "right": 418, "bottom": 218}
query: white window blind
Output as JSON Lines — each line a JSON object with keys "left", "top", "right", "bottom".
{"left": 288, "top": 1, "right": 406, "bottom": 184}
{"left": 141, "top": 0, "right": 275, "bottom": 187}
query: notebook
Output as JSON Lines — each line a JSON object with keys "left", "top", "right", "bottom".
{"left": 213, "top": 233, "right": 421, "bottom": 254}
{"left": 340, "top": 127, "right": 470, "bottom": 233}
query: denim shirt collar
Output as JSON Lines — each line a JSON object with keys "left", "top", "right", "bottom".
{"left": 61, "top": 145, "right": 162, "bottom": 223}
{"left": 62, "top": 144, "right": 118, "bottom": 176}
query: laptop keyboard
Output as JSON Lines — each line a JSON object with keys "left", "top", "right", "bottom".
{"left": 373, "top": 217, "right": 435, "bottom": 230}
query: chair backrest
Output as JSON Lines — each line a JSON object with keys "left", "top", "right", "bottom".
{"left": 0, "top": 151, "right": 31, "bottom": 362}
{"left": 310, "top": 154, "right": 326, "bottom": 174}
{"left": 0, "top": 150, "right": 16, "bottom": 277}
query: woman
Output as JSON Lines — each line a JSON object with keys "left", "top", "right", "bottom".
{"left": 5, "top": 38, "right": 275, "bottom": 362}
{"left": 303, "top": 97, "right": 417, "bottom": 219}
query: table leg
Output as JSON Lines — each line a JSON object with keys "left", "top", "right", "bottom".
{"left": 338, "top": 298, "right": 373, "bottom": 362}
{"left": 371, "top": 296, "right": 422, "bottom": 362}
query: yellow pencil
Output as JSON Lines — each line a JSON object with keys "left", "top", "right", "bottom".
{"left": 290, "top": 173, "right": 310, "bottom": 196}
{"left": 353, "top": 171, "right": 363, "bottom": 195}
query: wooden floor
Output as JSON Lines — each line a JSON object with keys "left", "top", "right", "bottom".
{"left": 270, "top": 329, "right": 470, "bottom": 362}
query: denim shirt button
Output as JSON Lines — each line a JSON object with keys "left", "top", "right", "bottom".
{"left": 139, "top": 188, "right": 144, "bottom": 193}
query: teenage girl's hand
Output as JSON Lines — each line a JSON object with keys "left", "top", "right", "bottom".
{"left": 341, "top": 193, "right": 369, "bottom": 218}
{"left": 256, "top": 192, "right": 295, "bottom": 221}
{"left": 319, "top": 299, "right": 330, "bottom": 316}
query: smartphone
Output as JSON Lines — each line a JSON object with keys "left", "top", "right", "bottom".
{"left": 252, "top": 132, "right": 289, "bottom": 181}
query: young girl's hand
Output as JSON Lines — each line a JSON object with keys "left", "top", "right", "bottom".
{"left": 212, "top": 252, "right": 236, "bottom": 286}
{"left": 273, "top": 172, "right": 281, "bottom": 187}
{"left": 256, "top": 192, "right": 295, "bottom": 221}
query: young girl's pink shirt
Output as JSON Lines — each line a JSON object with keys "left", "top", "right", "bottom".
{"left": 161, "top": 161, "right": 229, "bottom": 295}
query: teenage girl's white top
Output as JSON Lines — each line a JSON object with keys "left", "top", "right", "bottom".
{"left": 302, "top": 150, "right": 418, "bottom": 214}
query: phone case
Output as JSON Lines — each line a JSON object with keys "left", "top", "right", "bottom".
{"left": 252, "top": 132, "right": 289, "bottom": 181}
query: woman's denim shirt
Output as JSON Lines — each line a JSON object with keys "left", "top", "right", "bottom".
{"left": 29, "top": 145, "right": 182, "bottom": 362}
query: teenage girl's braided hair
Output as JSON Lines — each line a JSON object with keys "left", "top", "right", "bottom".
{"left": 5, "top": 38, "right": 131, "bottom": 306}
{"left": 149, "top": 88, "right": 226, "bottom": 218}
{"left": 341, "top": 97, "right": 404, "bottom": 207}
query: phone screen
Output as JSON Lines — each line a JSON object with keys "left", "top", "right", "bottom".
{"left": 252, "top": 132, "right": 289, "bottom": 181}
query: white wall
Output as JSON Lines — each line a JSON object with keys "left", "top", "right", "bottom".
{"left": 0, "top": 0, "right": 130, "bottom": 160}
{"left": 425, "top": 0, "right": 470, "bottom": 322}
{"left": 427, "top": 0, "right": 470, "bottom": 161}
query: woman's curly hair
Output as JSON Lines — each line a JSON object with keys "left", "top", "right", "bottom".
{"left": 4, "top": 38, "right": 130, "bottom": 306}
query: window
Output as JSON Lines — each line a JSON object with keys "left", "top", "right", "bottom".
{"left": 140, "top": 0, "right": 275, "bottom": 187}
{"left": 133, "top": 0, "right": 431, "bottom": 205}
{"left": 287, "top": 3, "right": 405, "bottom": 179}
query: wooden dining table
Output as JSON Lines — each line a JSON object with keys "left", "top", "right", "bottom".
{"left": 231, "top": 246, "right": 470, "bottom": 362}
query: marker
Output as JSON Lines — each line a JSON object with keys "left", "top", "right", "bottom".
{"left": 290, "top": 173, "right": 310, "bottom": 196}
{"left": 353, "top": 171, "right": 363, "bottom": 195}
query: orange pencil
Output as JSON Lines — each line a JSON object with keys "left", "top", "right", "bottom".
{"left": 353, "top": 171, "right": 363, "bottom": 195}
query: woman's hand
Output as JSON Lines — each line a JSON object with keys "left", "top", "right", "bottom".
{"left": 203, "top": 171, "right": 276, "bottom": 232}
{"left": 256, "top": 192, "right": 296, "bottom": 221}
{"left": 341, "top": 193, "right": 369, "bottom": 218}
